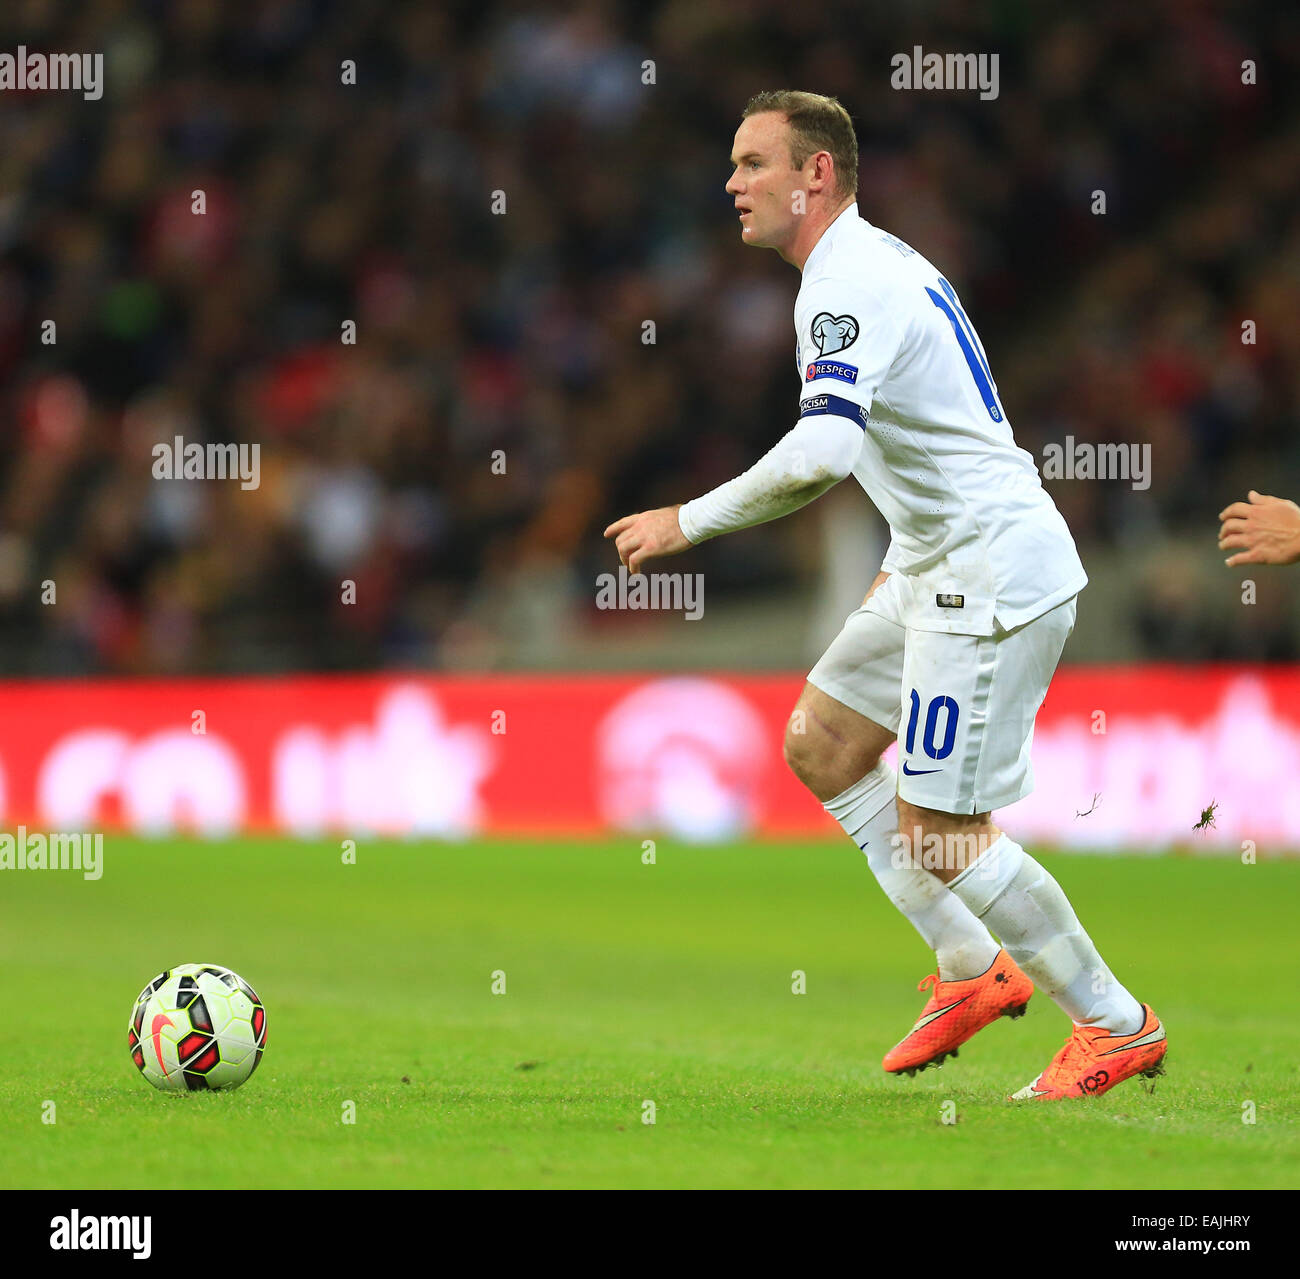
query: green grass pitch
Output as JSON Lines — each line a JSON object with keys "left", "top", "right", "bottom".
{"left": 0, "top": 836, "right": 1295, "bottom": 1189}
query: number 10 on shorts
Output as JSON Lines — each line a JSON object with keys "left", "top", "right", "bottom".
{"left": 904, "top": 689, "right": 959, "bottom": 760}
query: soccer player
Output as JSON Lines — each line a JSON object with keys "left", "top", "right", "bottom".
{"left": 1218, "top": 490, "right": 1300, "bottom": 566}
{"left": 604, "top": 90, "right": 1167, "bottom": 1099}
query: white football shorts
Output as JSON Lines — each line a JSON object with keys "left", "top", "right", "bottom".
{"left": 806, "top": 572, "right": 1077, "bottom": 814}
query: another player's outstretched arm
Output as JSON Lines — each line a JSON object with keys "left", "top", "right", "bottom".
{"left": 1218, "top": 490, "right": 1300, "bottom": 566}
{"left": 604, "top": 414, "right": 862, "bottom": 573}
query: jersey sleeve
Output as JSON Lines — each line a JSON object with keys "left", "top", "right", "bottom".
{"left": 677, "top": 413, "right": 863, "bottom": 543}
{"left": 795, "top": 274, "right": 904, "bottom": 426}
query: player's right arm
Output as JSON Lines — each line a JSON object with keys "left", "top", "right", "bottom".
{"left": 862, "top": 570, "right": 890, "bottom": 606}
{"left": 862, "top": 531, "right": 901, "bottom": 604}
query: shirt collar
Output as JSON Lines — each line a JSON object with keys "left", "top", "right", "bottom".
{"left": 802, "top": 201, "right": 859, "bottom": 276}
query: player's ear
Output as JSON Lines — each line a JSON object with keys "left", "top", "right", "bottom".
{"left": 813, "top": 150, "right": 833, "bottom": 192}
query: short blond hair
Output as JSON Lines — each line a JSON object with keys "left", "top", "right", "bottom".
{"left": 742, "top": 90, "right": 858, "bottom": 200}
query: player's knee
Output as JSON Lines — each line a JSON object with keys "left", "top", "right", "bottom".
{"left": 896, "top": 798, "right": 997, "bottom": 882}
{"left": 895, "top": 797, "right": 930, "bottom": 832}
{"left": 783, "top": 717, "right": 880, "bottom": 800}
{"left": 782, "top": 719, "right": 818, "bottom": 786}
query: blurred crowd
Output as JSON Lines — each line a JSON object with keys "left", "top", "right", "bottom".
{"left": 0, "top": 0, "right": 1297, "bottom": 674}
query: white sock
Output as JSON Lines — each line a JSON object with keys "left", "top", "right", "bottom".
{"left": 824, "top": 762, "right": 999, "bottom": 981}
{"left": 949, "top": 834, "right": 1145, "bottom": 1033}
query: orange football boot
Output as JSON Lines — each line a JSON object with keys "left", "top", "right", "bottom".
{"left": 1009, "top": 1003, "right": 1167, "bottom": 1100}
{"left": 883, "top": 948, "right": 1033, "bottom": 1075}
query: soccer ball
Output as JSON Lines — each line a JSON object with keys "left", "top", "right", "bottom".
{"left": 128, "top": 963, "right": 267, "bottom": 1092}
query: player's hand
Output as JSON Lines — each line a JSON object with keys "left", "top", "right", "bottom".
{"left": 603, "top": 506, "right": 690, "bottom": 575}
{"left": 1217, "top": 490, "right": 1300, "bottom": 566}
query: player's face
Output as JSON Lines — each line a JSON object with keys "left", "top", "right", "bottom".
{"left": 726, "top": 113, "right": 803, "bottom": 251}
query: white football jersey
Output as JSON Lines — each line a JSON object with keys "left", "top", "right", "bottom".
{"left": 796, "top": 203, "right": 1087, "bottom": 635}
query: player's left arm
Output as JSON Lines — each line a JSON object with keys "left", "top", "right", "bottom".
{"left": 1218, "top": 490, "right": 1300, "bottom": 566}
{"left": 604, "top": 414, "right": 862, "bottom": 574}
{"left": 605, "top": 276, "right": 902, "bottom": 575}
{"left": 604, "top": 504, "right": 692, "bottom": 576}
